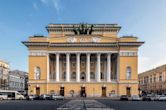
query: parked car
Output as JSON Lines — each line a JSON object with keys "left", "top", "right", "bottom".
{"left": 158, "top": 95, "right": 166, "bottom": 101}
{"left": 153, "top": 95, "right": 161, "bottom": 101}
{"left": 142, "top": 95, "right": 152, "bottom": 101}
{"left": 50, "top": 94, "right": 64, "bottom": 100}
{"left": 0, "top": 94, "right": 8, "bottom": 100}
{"left": 27, "top": 95, "right": 39, "bottom": 100}
{"left": 131, "top": 95, "right": 141, "bottom": 101}
{"left": 0, "top": 90, "right": 25, "bottom": 100}
{"left": 39, "top": 94, "right": 50, "bottom": 100}
{"left": 120, "top": 95, "right": 128, "bottom": 101}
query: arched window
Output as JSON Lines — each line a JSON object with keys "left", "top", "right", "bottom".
{"left": 62, "top": 72, "right": 66, "bottom": 80}
{"left": 71, "top": 72, "right": 76, "bottom": 80}
{"left": 90, "top": 72, "right": 95, "bottom": 80}
{"left": 126, "top": 66, "right": 131, "bottom": 79}
{"left": 35, "top": 66, "right": 41, "bottom": 80}
{"left": 80, "top": 72, "right": 86, "bottom": 81}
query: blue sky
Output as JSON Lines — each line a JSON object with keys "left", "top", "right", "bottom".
{"left": 0, "top": 0, "right": 166, "bottom": 73}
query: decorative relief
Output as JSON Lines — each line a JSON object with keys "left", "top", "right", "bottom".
{"left": 92, "top": 37, "right": 101, "bottom": 42}
{"left": 66, "top": 37, "right": 77, "bottom": 43}
{"left": 66, "top": 37, "right": 101, "bottom": 43}
{"left": 29, "top": 51, "right": 48, "bottom": 56}
{"left": 120, "top": 52, "right": 137, "bottom": 56}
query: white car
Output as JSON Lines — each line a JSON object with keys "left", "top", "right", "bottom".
{"left": 131, "top": 95, "right": 141, "bottom": 101}
{"left": 0, "top": 94, "right": 8, "bottom": 100}
{"left": 159, "top": 95, "right": 166, "bottom": 101}
{"left": 153, "top": 95, "right": 161, "bottom": 101}
{"left": 50, "top": 94, "right": 64, "bottom": 100}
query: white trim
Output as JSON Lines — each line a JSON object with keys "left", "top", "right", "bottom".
{"left": 29, "top": 50, "right": 118, "bottom": 56}
{"left": 29, "top": 50, "right": 118, "bottom": 54}
{"left": 28, "top": 81, "right": 138, "bottom": 84}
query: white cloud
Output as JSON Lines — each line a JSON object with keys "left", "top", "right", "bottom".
{"left": 40, "top": 0, "right": 61, "bottom": 11}
{"left": 33, "top": 2, "right": 38, "bottom": 10}
{"left": 40, "top": 0, "right": 48, "bottom": 5}
{"left": 138, "top": 56, "right": 151, "bottom": 73}
{"left": 52, "top": 0, "right": 60, "bottom": 11}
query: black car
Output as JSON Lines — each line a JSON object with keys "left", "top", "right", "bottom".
{"left": 120, "top": 95, "right": 129, "bottom": 101}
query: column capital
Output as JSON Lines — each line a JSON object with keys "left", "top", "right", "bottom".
{"left": 107, "top": 53, "right": 112, "bottom": 56}
{"left": 76, "top": 53, "right": 81, "bottom": 56}
{"left": 97, "top": 53, "right": 101, "bottom": 56}
{"left": 66, "top": 53, "right": 70, "bottom": 55}
{"left": 86, "top": 53, "right": 91, "bottom": 56}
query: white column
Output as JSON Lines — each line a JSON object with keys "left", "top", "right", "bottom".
{"left": 107, "top": 53, "right": 111, "bottom": 82}
{"left": 76, "top": 53, "right": 80, "bottom": 82}
{"left": 86, "top": 53, "right": 90, "bottom": 82}
{"left": 97, "top": 53, "right": 101, "bottom": 82}
{"left": 66, "top": 53, "right": 70, "bottom": 82}
{"left": 56, "top": 53, "right": 60, "bottom": 82}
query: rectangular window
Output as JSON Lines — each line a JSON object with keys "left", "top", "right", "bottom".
{"left": 159, "top": 73, "right": 162, "bottom": 81}
{"left": 153, "top": 75, "right": 156, "bottom": 82}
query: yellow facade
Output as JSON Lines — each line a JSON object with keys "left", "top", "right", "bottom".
{"left": 23, "top": 23, "right": 144, "bottom": 97}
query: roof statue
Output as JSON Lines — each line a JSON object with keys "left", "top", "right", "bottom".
{"left": 73, "top": 23, "right": 94, "bottom": 35}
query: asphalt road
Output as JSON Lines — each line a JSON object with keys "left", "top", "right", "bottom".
{"left": 0, "top": 99, "right": 166, "bottom": 110}
{"left": 98, "top": 99, "right": 166, "bottom": 110}
{"left": 0, "top": 100, "right": 69, "bottom": 110}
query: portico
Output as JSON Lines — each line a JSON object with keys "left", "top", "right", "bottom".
{"left": 48, "top": 52, "right": 115, "bottom": 83}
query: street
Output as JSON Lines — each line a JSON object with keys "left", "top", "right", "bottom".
{"left": 98, "top": 99, "right": 166, "bottom": 110}
{"left": 0, "top": 100, "right": 69, "bottom": 110}
{"left": 0, "top": 99, "right": 166, "bottom": 110}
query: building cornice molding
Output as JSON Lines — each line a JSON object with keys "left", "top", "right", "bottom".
{"left": 22, "top": 41, "right": 144, "bottom": 47}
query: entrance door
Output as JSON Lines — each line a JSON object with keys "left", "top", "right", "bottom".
{"left": 126, "top": 87, "right": 131, "bottom": 97}
{"left": 60, "top": 87, "right": 64, "bottom": 96}
{"left": 81, "top": 87, "right": 86, "bottom": 97}
{"left": 36, "top": 87, "right": 40, "bottom": 95}
{"left": 102, "top": 87, "right": 106, "bottom": 97}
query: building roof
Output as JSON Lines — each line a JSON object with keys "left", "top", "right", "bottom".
{"left": 9, "top": 70, "right": 28, "bottom": 78}
{"left": 139, "top": 64, "right": 166, "bottom": 77}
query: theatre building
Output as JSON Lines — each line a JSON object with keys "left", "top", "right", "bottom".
{"left": 22, "top": 23, "right": 144, "bottom": 97}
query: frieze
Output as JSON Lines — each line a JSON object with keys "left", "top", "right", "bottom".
{"left": 29, "top": 51, "right": 48, "bottom": 56}
{"left": 66, "top": 37, "right": 101, "bottom": 43}
{"left": 120, "top": 51, "right": 137, "bottom": 56}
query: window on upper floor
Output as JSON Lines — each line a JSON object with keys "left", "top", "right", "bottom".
{"left": 34, "top": 66, "right": 41, "bottom": 80}
{"left": 90, "top": 72, "right": 95, "bottom": 80}
{"left": 126, "top": 66, "right": 131, "bottom": 80}
{"left": 150, "top": 76, "right": 152, "bottom": 83}
{"left": 71, "top": 72, "right": 76, "bottom": 80}
{"left": 153, "top": 75, "right": 156, "bottom": 82}
{"left": 159, "top": 73, "right": 162, "bottom": 81}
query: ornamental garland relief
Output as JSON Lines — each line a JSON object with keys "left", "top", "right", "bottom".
{"left": 66, "top": 37, "right": 101, "bottom": 43}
